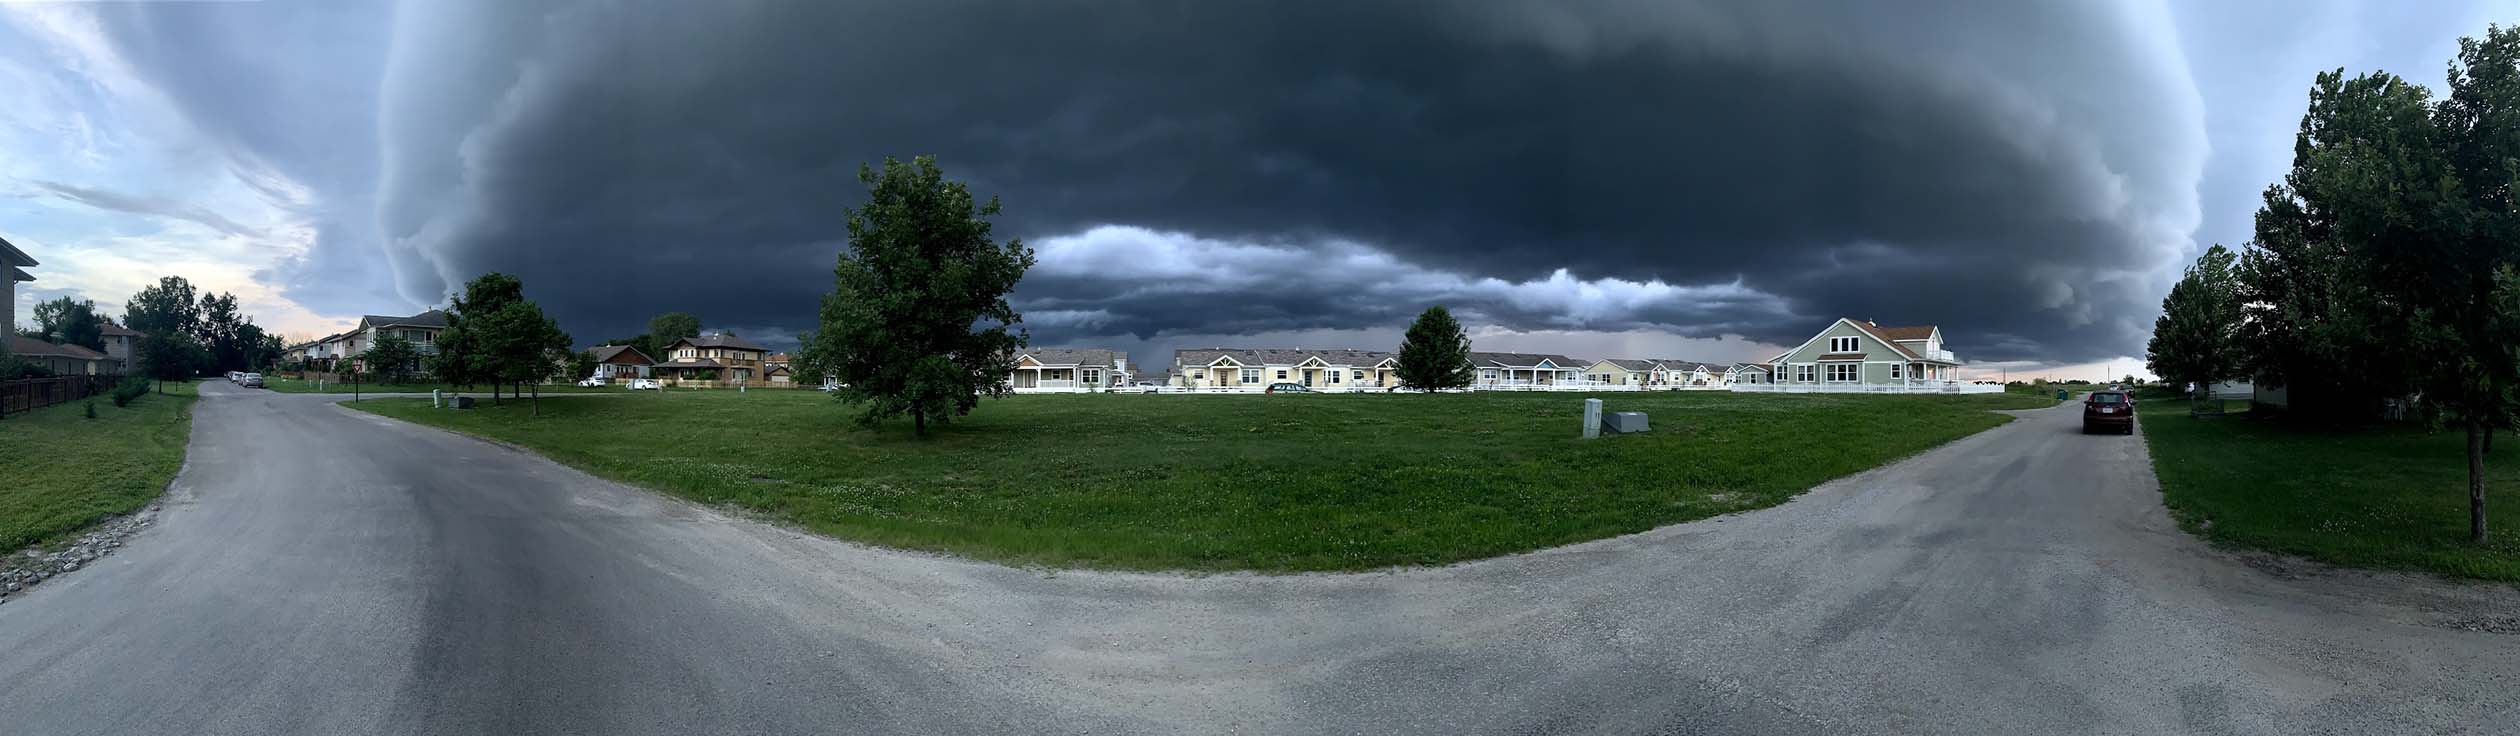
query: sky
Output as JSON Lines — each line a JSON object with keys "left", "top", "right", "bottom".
{"left": 1, "top": 1, "right": 2511, "bottom": 381}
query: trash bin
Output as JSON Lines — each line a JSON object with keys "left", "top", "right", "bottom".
{"left": 2056, "top": 389, "right": 2069, "bottom": 401}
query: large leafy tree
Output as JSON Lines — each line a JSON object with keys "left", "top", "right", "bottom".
{"left": 477, "top": 298, "right": 573, "bottom": 416}
{"left": 2242, "top": 69, "right": 2440, "bottom": 422}
{"left": 796, "top": 156, "right": 1034, "bottom": 437}
{"left": 432, "top": 273, "right": 527, "bottom": 396}
{"left": 136, "top": 332, "right": 208, "bottom": 385}
{"left": 1395, "top": 305, "right": 1475, "bottom": 391}
{"left": 362, "top": 334, "right": 423, "bottom": 384}
{"left": 30, "top": 297, "right": 105, "bottom": 351}
{"left": 122, "top": 276, "right": 201, "bottom": 341}
{"left": 647, "top": 312, "right": 700, "bottom": 344}
{"left": 2417, "top": 27, "right": 2520, "bottom": 543}
{"left": 2144, "top": 245, "right": 2244, "bottom": 394}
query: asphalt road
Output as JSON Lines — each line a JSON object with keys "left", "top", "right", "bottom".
{"left": 2, "top": 384, "right": 2515, "bottom": 735}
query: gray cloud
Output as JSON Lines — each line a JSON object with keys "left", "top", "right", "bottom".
{"left": 33, "top": 180, "right": 261, "bottom": 238}
{"left": 92, "top": 0, "right": 2211, "bottom": 363}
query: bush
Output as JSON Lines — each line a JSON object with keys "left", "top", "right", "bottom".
{"left": 84, "top": 400, "right": 96, "bottom": 419}
{"left": 111, "top": 377, "right": 149, "bottom": 407}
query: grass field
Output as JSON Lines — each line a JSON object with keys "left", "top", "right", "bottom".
{"left": 2145, "top": 410, "right": 2520, "bottom": 582}
{"left": 261, "top": 376, "right": 616, "bottom": 394}
{"left": 0, "top": 381, "right": 197, "bottom": 549}
{"left": 354, "top": 388, "right": 2052, "bottom": 572}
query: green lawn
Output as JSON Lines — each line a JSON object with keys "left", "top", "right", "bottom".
{"left": 2145, "top": 410, "right": 2520, "bottom": 581}
{"left": 262, "top": 376, "right": 614, "bottom": 394}
{"left": 0, "top": 381, "right": 197, "bottom": 549}
{"left": 354, "top": 388, "right": 2050, "bottom": 572}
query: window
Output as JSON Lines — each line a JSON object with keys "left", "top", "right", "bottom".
{"left": 1241, "top": 368, "right": 1261, "bottom": 384}
{"left": 1327, "top": 370, "right": 1341, "bottom": 384}
{"left": 1190, "top": 369, "right": 1205, "bottom": 380}
{"left": 1825, "top": 364, "right": 1859, "bottom": 382}
{"left": 1082, "top": 368, "right": 1101, "bottom": 385}
{"left": 1890, "top": 364, "right": 1902, "bottom": 379}
{"left": 1830, "top": 336, "right": 1859, "bottom": 353}
{"left": 1276, "top": 369, "right": 1288, "bottom": 380}
{"left": 1481, "top": 369, "right": 1498, "bottom": 380}
{"left": 1795, "top": 364, "right": 1814, "bottom": 382}
{"left": 1353, "top": 370, "right": 1366, "bottom": 381}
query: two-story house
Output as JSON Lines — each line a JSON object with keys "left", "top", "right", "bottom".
{"left": 655, "top": 333, "right": 770, "bottom": 384}
{"left": 587, "top": 345, "right": 655, "bottom": 382}
{"left": 335, "top": 310, "right": 449, "bottom": 374}
{"left": 1758, "top": 318, "right": 1984, "bottom": 393}
{"left": 97, "top": 323, "right": 144, "bottom": 373}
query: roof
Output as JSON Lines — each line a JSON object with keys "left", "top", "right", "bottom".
{"left": 667, "top": 333, "right": 768, "bottom": 352}
{"left": 1731, "top": 363, "right": 1771, "bottom": 373}
{"left": 1469, "top": 351, "right": 1587, "bottom": 368}
{"left": 1874, "top": 325, "right": 1937, "bottom": 342}
{"left": 1018, "top": 348, "right": 1122, "bottom": 367}
{"left": 1176, "top": 348, "right": 1396, "bottom": 367}
{"left": 6, "top": 335, "right": 106, "bottom": 360}
{"left": 765, "top": 364, "right": 791, "bottom": 376}
{"left": 358, "top": 310, "right": 450, "bottom": 330}
{"left": 0, "top": 235, "right": 35, "bottom": 268}
{"left": 7, "top": 266, "right": 28, "bottom": 283}
{"left": 1817, "top": 352, "right": 1869, "bottom": 361}
{"left": 589, "top": 345, "right": 654, "bottom": 365}
{"left": 1841, "top": 319, "right": 1928, "bottom": 360}
{"left": 96, "top": 323, "right": 144, "bottom": 337}
{"left": 1595, "top": 358, "right": 1662, "bottom": 371}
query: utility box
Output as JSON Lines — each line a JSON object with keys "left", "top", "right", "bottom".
{"left": 451, "top": 396, "right": 476, "bottom": 410}
{"left": 1604, "top": 411, "right": 1650, "bottom": 434}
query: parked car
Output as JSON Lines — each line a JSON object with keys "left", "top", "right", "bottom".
{"left": 238, "top": 373, "right": 264, "bottom": 389}
{"left": 1129, "top": 381, "right": 1163, "bottom": 393}
{"left": 625, "top": 378, "right": 661, "bottom": 390}
{"left": 2082, "top": 391, "right": 2135, "bottom": 434}
{"left": 576, "top": 376, "right": 607, "bottom": 387}
{"left": 1264, "top": 382, "right": 1310, "bottom": 394}
{"left": 226, "top": 371, "right": 242, "bottom": 383}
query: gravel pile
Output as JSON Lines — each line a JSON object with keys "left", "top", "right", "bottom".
{"left": 0, "top": 502, "right": 160, "bottom": 606}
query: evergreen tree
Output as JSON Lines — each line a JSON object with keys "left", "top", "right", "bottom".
{"left": 1395, "top": 305, "right": 1475, "bottom": 391}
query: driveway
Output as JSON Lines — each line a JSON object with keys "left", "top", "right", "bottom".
{"left": 1, "top": 384, "right": 2514, "bottom": 734}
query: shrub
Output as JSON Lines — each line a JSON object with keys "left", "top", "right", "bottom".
{"left": 110, "top": 376, "right": 149, "bottom": 407}
{"left": 84, "top": 400, "right": 97, "bottom": 419}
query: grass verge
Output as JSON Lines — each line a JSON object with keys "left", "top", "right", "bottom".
{"left": 0, "top": 381, "right": 197, "bottom": 549}
{"left": 2144, "top": 410, "right": 2520, "bottom": 581}
{"left": 353, "top": 389, "right": 2048, "bottom": 572}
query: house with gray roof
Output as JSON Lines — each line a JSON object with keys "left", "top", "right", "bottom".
{"left": 587, "top": 344, "right": 655, "bottom": 382}
{"left": 1170, "top": 348, "right": 1398, "bottom": 391}
{"left": 1468, "top": 351, "right": 1589, "bottom": 388}
{"left": 658, "top": 333, "right": 770, "bottom": 385}
{"left": 1748, "top": 318, "right": 1993, "bottom": 393}
{"left": 1009, "top": 348, "right": 1131, "bottom": 392}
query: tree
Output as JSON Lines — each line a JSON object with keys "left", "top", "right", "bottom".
{"left": 2145, "top": 245, "right": 2244, "bottom": 395}
{"left": 122, "top": 276, "right": 201, "bottom": 342}
{"left": 476, "top": 299, "right": 572, "bottom": 416}
{"left": 30, "top": 297, "right": 105, "bottom": 351}
{"left": 432, "top": 273, "right": 529, "bottom": 397}
{"left": 2417, "top": 27, "right": 2520, "bottom": 543}
{"left": 136, "top": 332, "right": 207, "bottom": 387}
{"left": 362, "top": 334, "right": 423, "bottom": 384}
{"left": 569, "top": 349, "right": 599, "bottom": 381}
{"left": 647, "top": 312, "right": 700, "bottom": 344}
{"left": 1395, "top": 305, "right": 1475, "bottom": 391}
{"left": 795, "top": 156, "right": 1033, "bottom": 437}
{"left": 2242, "top": 69, "right": 2440, "bottom": 422}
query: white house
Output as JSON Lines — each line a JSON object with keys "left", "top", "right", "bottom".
{"left": 1010, "top": 348, "right": 1132, "bottom": 392}
{"left": 1470, "top": 351, "right": 1591, "bottom": 388}
{"left": 1171, "top": 348, "right": 1396, "bottom": 391}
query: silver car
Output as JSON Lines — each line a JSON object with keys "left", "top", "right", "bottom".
{"left": 238, "top": 373, "right": 265, "bottom": 388}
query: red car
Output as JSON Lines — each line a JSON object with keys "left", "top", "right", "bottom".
{"left": 2082, "top": 391, "right": 2135, "bottom": 434}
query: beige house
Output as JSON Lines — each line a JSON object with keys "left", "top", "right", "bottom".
{"left": 7, "top": 335, "right": 109, "bottom": 375}
{"left": 98, "top": 323, "right": 144, "bottom": 373}
{"left": 327, "top": 310, "right": 450, "bottom": 373}
{"left": 1171, "top": 348, "right": 1399, "bottom": 391}
{"left": 1008, "top": 348, "right": 1131, "bottom": 392}
{"left": 656, "top": 333, "right": 770, "bottom": 384}
{"left": 1583, "top": 359, "right": 1662, "bottom": 388}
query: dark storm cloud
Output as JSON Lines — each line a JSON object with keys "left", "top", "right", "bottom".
{"left": 101, "top": 0, "right": 2206, "bottom": 361}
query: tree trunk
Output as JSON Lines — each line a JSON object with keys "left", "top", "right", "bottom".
{"left": 913, "top": 409, "right": 927, "bottom": 438}
{"left": 531, "top": 383, "right": 540, "bottom": 417}
{"left": 2470, "top": 422, "right": 2489, "bottom": 544}
{"left": 2487, "top": 424, "right": 2498, "bottom": 456}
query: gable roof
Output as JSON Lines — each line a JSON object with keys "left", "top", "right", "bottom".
{"left": 7, "top": 335, "right": 105, "bottom": 360}
{"left": 1771, "top": 318, "right": 1947, "bottom": 363}
{"left": 1874, "top": 325, "right": 1937, "bottom": 342}
{"left": 97, "top": 323, "right": 145, "bottom": 338}
{"left": 1176, "top": 348, "right": 1395, "bottom": 367}
{"left": 1594, "top": 358, "right": 1661, "bottom": 371}
{"left": 0, "top": 235, "right": 35, "bottom": 269}
{"left": 1018, "top": 348, "right": 1122, "bottom": 367}
{"left": 1469, "top": 351, "right": 1587, "bottom": 369}
{"left": 667, "top": 333, "right": 769, "bottom": 352}
{"left": 357, "top": 310, "right": 450, "bottom": 330}
{"left": 589, "top": 345, "right": 654, "bottom": 365}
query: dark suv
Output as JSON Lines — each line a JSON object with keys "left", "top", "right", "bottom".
{"left": 2082, "top": 391, "right": 2135, "bottom": 434}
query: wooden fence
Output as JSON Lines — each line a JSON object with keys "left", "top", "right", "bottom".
{"left": 0, "top": 374, "right": 123, "bottom": 419}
